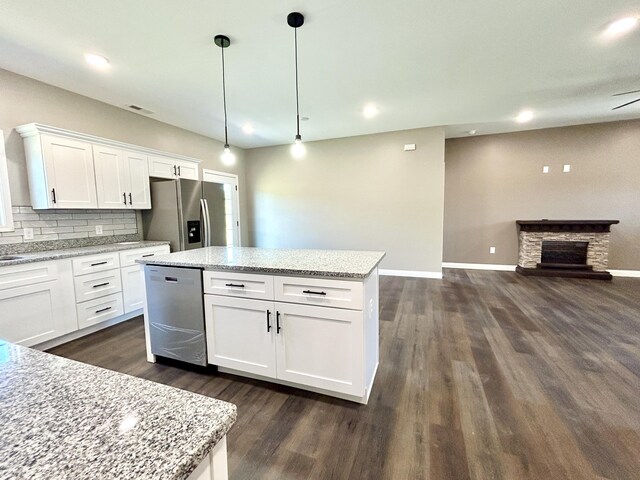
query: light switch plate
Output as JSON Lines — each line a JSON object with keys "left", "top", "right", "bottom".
{"left": 542, "top": 166, "right": 549, "bottom": 173}
{"left": 403, "top": 144, "right": 416, "bottom": 151}
{"left": 23, "top": 228, "right": 34, "bottom": 240}
{"left": 95, "top": 225, "right": 103, "bottom": 235}
{"left": 563, "top": 164, "right": 571, "bottom": 173}
{"left": 489, "top": 246, "right": 496, "bottom": 254}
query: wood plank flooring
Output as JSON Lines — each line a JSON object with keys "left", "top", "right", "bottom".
{"left": 48, "top": 270, "right": 640, "bottom": 479}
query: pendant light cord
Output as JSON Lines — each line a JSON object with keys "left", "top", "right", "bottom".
{"left": 221, "top": 43, "right": 229, "bottom": 146}
{"left": 294, "top": 27, "right": 300, "bottom": 138}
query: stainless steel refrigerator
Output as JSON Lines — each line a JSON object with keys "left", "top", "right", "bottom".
{"left": 142, "top": 178, "right": 226, "bottom": 251}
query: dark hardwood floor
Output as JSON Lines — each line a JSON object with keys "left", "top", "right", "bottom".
{"left": 48, "top": 270, "right": 640, "bottom": 480}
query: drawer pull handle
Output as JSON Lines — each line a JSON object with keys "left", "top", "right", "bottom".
{"left": 303, "top": 290, "right": 327, "bottom": 296}
{"left": 142, "top": 254, "right": 155, "bottom": 257}
{"left": 90, "top": 261, "right": 108, "bottom": 267}
{"left": 92, "top": 282, "right": 110, "bottom": 288}
{"left": 225, "top": 283, "right": 245, "bottom": 288}
{"left": 276, "top": 311, "right": 282, "bottom": 334}
{"left": 123, "top": 192, "right": 127, "bottom": 205}
{"left": 266, "top": 309, "right": 272, "bottom": 332}
{"left": 165, "top": 277, "right": 178, "bottom": 283}
{"left": 95, "top": 306, "right": 112, "bottom": 314}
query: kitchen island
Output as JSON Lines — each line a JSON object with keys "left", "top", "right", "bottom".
{"left": 0, "top": 340, "right": 236, "bottom": 480}
{"left": 139, "top": 247, "right": 385, "bottom": 404}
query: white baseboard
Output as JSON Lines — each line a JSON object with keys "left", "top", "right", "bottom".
{"left": 379, "top": 269, "right": 443, "bottom": 279}
{"left": 609, "top": 270, "right": 640, "bottom": 278}
{"left": 442, "top": 262, "right": 516, "bottom": 271}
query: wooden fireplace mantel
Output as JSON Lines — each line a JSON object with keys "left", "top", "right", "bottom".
{"left": 516, "top": 220, "right": 620, "bottom": 233}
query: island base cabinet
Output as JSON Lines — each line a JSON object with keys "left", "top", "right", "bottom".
{"left": 275, "top": 302, "right": 364, "bottom": 396}
{"left": 204, "top": 295, "right": 276, "bottom": 378}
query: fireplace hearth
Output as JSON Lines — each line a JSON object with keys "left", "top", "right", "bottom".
{"left": 515, "top": 220, "right": 619, "bottom": 280}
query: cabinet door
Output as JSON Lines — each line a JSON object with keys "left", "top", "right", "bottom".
{"left": 41, "top": 134, "right": 98, "bottom": 208}
{"left": 148, "top": 155, "right": 177, "bottom": 179}
{"left": 175, "top": 159, "right": 199, "bottom": 180}
{"left": 275, "top": 302, "right": 364, "bottom": 396}
{"left": 125, "top": 151, "right": 151, "bottom": 209}
{"left": 93, "top": 145, "right": 128, "bottom": 209}
{"left": 0, "top": 260, "right": 77, "bottom": 347}
{"left": 204, "top": 295, "right": 276, "bottom": 378}
{"left": 121, "top": 264, "right": 145, "bottom": 313}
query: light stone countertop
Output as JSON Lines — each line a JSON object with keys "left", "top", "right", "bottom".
{"left": 0, "top": 341, "right": 236, "bottom": 480}
{"left": 0, "top": 241, "right": 170, "bottom": 267}
{"left": 137, "top": 246, "right": 386, "bottom": 279}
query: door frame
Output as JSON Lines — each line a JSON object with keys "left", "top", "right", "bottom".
{"left": 202, "top": 169, "right": 241, "bottom": 246}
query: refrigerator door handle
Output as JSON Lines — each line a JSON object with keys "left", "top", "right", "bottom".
{"left": 200, "top": 199, "right": 209, "bottom": 247}
{"left": 203, "top": 199, "right": 212, "bottom": 247}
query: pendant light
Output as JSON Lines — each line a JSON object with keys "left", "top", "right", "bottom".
{"left": 287, "top": 12, "right": 306, "bottom": 159}
{"left": 215, "top": 34, "right": 235, "bottom": 166}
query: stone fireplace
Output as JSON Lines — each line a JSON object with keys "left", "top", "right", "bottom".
{"left": 515, "top": 220, "right": 619, "bottom": 280}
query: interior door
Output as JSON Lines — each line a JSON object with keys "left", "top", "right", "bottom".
{"left": 202, "top": 170, "right": 241, "bottom": 246}
{"left": 202, "top": 181, "right": 227, "bottom": 246}
{"left": 125, "top": 151, "right": 151, "bottom": 209}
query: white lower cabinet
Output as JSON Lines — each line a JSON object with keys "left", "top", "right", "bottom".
{"left": 121, "top": 265, "right": 146, "bottom": 313}
{"left": 204, "top": 296, "right": 276, "bottom": 378}
{"left": 274, "top": 302, "right": 363, "bottom": 396}
{"left": 203, "top": 269, "right": 378, "bottom": 403}
{"left": 76, "top": 293, "right": 124, "bottom": 329}
{"left": 0, "top": 260, "right": 77, "bottom": 346}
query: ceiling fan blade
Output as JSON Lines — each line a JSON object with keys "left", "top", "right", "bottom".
{"left": 613, "top": 89, "right": 640, "bottom": 97}
{"left": 612, "top": 98, "right": 640, "bottom": 110}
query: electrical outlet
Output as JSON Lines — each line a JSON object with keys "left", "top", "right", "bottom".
{"left": 563, "top": 164, "right": 571, "bottom": 173}
{"left": 95, "top": 225, "right": 103, "bottom": 235}
{"left": 23, "top": 228, "right": 34, "bottom": 240}
{"left": 542, "top": 166, "right": 549, "bottom": 173}
{"left": 489, "top": 246, "right": 496, "bottom": 254}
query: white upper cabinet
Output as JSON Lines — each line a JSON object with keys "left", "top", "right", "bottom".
{"left": 94, "top": 146, "right": 151, "bottom": 210}
{"left": 16, "top": 123, "right": 200, "bottom": 209}
{"left": 35, "top": 134, "right": 98, "bottom": 209}
{"left": 148, "top": 155, "right": 200, "bottom": 180}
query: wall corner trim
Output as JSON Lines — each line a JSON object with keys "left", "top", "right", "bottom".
{"left": 442, "top": 262, "right": 517, "bottom": 271}
{"left": 609, "top": 270, "right": 640, "bottom": 278}
{"left": 379, "top": 269, "right": 443, "bottom": 279}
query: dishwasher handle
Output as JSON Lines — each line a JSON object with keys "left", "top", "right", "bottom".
{"left": 165, "top": 276, "right": 178, "bottom": 283}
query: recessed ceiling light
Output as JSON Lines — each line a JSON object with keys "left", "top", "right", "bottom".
{"left": 242, "top": 123, "right": 254, "bottom": 135}
{"left": 84, "top": 53, "right": 109, "bottom": 68}
{"left": 468, "top": 129, "right": 477, "bottom": 135}
{"left": 362, "top": 104, "right": 379, "bottom": 119}
{"left": 516, "top": 110, "right": 534, "bottom": 123}
{"left": 604, "top": 16, "right": 638, "bottom": 37}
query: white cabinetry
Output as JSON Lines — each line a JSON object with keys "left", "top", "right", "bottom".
{"left": 94, "top": 147, "right": 151, "bottom": 210}
{"left": 202, "top": 269, "right": 379, "bottom": 403}
{"left": 23, "top": 133, "right": 98, "bottom": 209}
{"left": 16, "top": 123, "right": 201, "bottom": 209}
{"left": 120, "top": 245, "right": 170, "bottom": 313}
{"left": 148, "top": 156, "right": 199, "bottom": 180}
{"left": 0, "top": 260, "right": 77, "bottom": 346}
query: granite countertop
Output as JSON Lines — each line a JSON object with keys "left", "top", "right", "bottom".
{"left": 0, "top": 341, "right": 236, "bottom": 480}
{"left": 0, "top": 241, "right": 170, "bottom": 267}
{"left": 137, "top": 246, "right": 386, "bottom": 279}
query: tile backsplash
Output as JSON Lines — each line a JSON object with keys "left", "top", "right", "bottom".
{"left": 0, "top": 206, "right": 142, "bottom": 254}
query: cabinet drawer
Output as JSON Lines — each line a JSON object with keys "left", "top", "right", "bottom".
{"left": 72, "top": 252, "right": 120, "bottom": 276}
{"left": 274, "top": 276, "right": 364, "bottom": 310}
{"left": 74, "top": 268, "right": 122, "bottom": 303}
{"left": 203, "top": 271, "right": 274, "bottom": 301}
{"left": 76, "top": 293, "right": 124, "bottom": 329}
{"left": 119, "top": 245, "right": 170, "bottom": 267}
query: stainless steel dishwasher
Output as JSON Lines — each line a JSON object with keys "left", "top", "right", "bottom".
{"left": 144, "top": 265, "right": 206, "bottom": 366}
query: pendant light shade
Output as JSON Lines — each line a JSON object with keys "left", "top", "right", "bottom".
{"left": 288, "top": 12, "right": 306, "bottom": 159}
{"left": 215, "top": 34, "right": 236, "bottom": 166}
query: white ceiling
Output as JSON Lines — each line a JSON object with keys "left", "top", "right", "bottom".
{"left": 0, "top": 0, "right": 639, "bottom": 148}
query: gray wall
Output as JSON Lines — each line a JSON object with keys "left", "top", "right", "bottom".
{"left": 444, "top": 120, "right": 640, "bottom": 270}
{"left": 0, "top": 68, "right": 249, "bottom": 245}
{"left": 245, "top": 127, "right": 445, "bottom": 272}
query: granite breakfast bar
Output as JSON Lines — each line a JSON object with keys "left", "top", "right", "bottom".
{"left": 139, "top": 247, "right": 385, "bottom": 404}
{"left": 0, "top": 340, "right": 236, "bottom": 480}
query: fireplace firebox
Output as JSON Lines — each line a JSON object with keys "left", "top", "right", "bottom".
{"left": 539, "top": 241, "right": 588, "bottom": 267}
